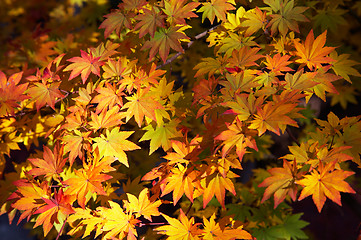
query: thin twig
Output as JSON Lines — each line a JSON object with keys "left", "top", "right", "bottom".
{"left": 55, "top": 217, "right": 67, "bottom": 240}
{"left": 286, "top": 127, "right": 300, "bottom": 146}
{"left": 185, "top": 202, "right": 193, "bottom": 216}
{"left": 139, "top": 222, "right": 166, "bottom": 227}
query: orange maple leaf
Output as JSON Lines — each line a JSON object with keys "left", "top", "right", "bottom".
{"left": 33, "top": 189, "right": 74, "bottom": 237}
{"left": 121, "top": 87, "right": 164, "bottom": 127}
{"left": 296, "top": 161, "right": 355, "bottom": 212}
{"left": 249, "top": 101, "right": 298, "bottom": 136}
{"left": 265, "top": 53, "right": 293, "bottom": 75}
{"left": 160, "top": 164, "right": 200, "bottom": 204}
{"left": 64, "top": 50, "right": 104, "bottom": 83}
{"left": 0, "top": 71, "right": 29, "bottom": 116}
{"left": 215, "top": 117, "right": 258, "bottom": 160}
{"left": 27, "top": 145, "right": 66, "bottom": 180}
{"left": 62, "top": 130, "right": 91, "bottom": 166}
{"left": 293, "top": 30, "right": 335, "bottom": 70}
{"left": 163, "top": 138, "right": 201, "bottom": 165}
{"left": 202, "top": 173, "right": 236, "bottom": 208}
{"left": 227, "top": 47, "right": 263, "bottom": 70}
{"left": 259, "top": 160, "right": 299, "bottom": 208}
{"left": 91, "top": 82, "right": 124, "bottom": 114}
{"left": 10, "top": 180, "right": 50, "bottom": 224}
{"left": 89, "top": 106, "right": 124, "bottom": 130}
{"left": 64, "top": 164, "right": 112, "bottom": 208}
{"left": 27, "top": 81, "right": 64, "bottom": 111}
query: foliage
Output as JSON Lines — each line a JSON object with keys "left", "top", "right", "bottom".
{"left": 0, "top": 0, "right": 361, "bottom": 239}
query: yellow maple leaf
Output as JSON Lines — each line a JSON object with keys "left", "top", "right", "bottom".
{"left": 124, "top": 188, "right": 161, "bottom": 221}
{"left": 93, "top": 127, "right": 140, "bottom": 167}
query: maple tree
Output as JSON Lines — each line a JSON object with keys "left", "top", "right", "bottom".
{"left": 0, "top": 0, "right": 361, "bottom": 239}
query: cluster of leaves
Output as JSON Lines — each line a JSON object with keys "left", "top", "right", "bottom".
{"left": 0, "top": 0, "right": 361, "bottom": 239}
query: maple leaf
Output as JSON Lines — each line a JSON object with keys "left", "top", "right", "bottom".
{"left": 89, "top": 106, "right": 124, "bottom": 130}
{"left": 27, "top": 145, "right": 66, "bottom": 180}
{"left": 140, "top": 119, "right": 182, "bottom": 155}
{"left": 62, "top": 130, "right": 91, "bottom": 166}
{"left": 330, "top": 51, "right": 361, "bottom": 83}
{"left": 220, "top": 72, "right": 259, "bottom": 94}
{"left": 33, "top": 189, "right": 74, "bottom": 237}
{"left": 93, "top": 127, "right": 140, "bottom": 167}
{"left": 64, "top": 164, "right": 112, "bottom": 208}
{"left": 0, "top": 71, "right": 29, "bottom": 116}
{"left": 160, "top": 164, "right": 200, "bottom": 204}
{"left": 215, "top": 117, "right": 258, "bottom": 160}
{"left": 198, "top": 0, "right": 236, "bottom": 24}
{"left": 163, "top": 0, "right": 200, "bottom": 26}
{"left": 203, "top": 173, "right": 236, "bottom": 208}
{"left": 102, "top": 57, "right": 136, "bottom": 79}
{"left": 66, "top": 208, "right": 100, "bottom": 238}
{"left": 293, "top": 30, "right": 335, "bottom": 70}
{"left": 142, "top": 26, "right": 189, "bottom": 63}
{"left": 27, "top": 81, "right": 63, "bottom": 111}
{"left": 218, "top": 33, "right": 257, "bottom": 57}
{"left": 64, "top": 50, "right": 104, "bottom": 84}
{"left": 121, "top": 87, "right": 164, "bottom": 127}
{"left": 202, "top": 213, "right": 252, "bottom": 240}
{"left": 192, "top": 76, "right": 219, "bottom": 104}
{"left": 92, "top": 82, "right": 124, "bottom": 114}
{"left": 296, "top": 161, "right": 355, "bottom": 212}
{"left": 265, "top": 0, "right": 308, "bottom": 36}
{"left": 243, "top": 7, "right": 268, "bottom": 36}
{"left": 120, "top": 0, "right": 147, "bottom": 11}
{"left": 330, "top": 85, "right": 358, "bottom": 109}
{"left": 157, "top": 209, "right": 202, "bottom": 239}
{"left": 164, "top": 138, "right": 201, "bottom": 165}
{"left": 259, "top": 160, "right": 299, "bottom": 208}
{"left": 227, "top": 47, "right": 263, "bottom": 70}
{"left": 98, "top": 201, "right": 139, "bottom": 240}
{"left": 284, "top": 70, "right": 318, "bottom": 91}
{"left": 89, "top": 41, "right": 120, "bottom": 62}
{"left": 339, "top": 119, "right": 361, "bottom": 166}
{"left": 10, "top": 180, "right": 50, "bottom": 224}
{"left": 124, "top": 188, "right": 161, "bottom": 221}
{"left": 194, "top": 56, "right": 228, "bottom": 78}
{"left": 308, "top": 69, "right": 340, "bottom": 102}
{"left": 134, "top": 7, "right": 165, "bottom": 38}
{"left": 99, "top": 9, "right": 132, "bottom": 38}
{"left": 249, "top": 101, "right": 298, "bottom": 136}
{"left": 265, "top": 53, "right": 293, "bottom": 75}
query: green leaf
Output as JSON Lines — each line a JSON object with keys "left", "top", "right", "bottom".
{"left": 271, "top": 213, "right": 309, "bottom": 240}
{"left": 330, "top": 51, "right": 361, "bottom": 83}
{"left": 313, "top": 8, "right": 347, "bottom": 34}
{"left": 226, "top": 204, "right": 252, "bottom": 222}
